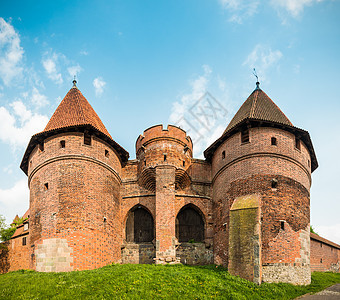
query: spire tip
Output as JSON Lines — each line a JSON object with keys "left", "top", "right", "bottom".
{"left": 72, "top": 76, "right": 77, "bottom": 87}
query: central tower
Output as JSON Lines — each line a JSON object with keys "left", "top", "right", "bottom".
{"left": 136, "top": 125, "right": 193, "bottom": 263}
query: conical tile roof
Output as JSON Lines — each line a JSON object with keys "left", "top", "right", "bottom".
{"left": 20, "top": 82, "right": 129, "bottom": 175}
{"left": 224, "top": 83, "right": 292, "bottom": 133}
{"left": 43, "top": 84, "right": 112, "bottom": 138}
{"left": 204, "top": 83, "right": 318, "bottom": 172}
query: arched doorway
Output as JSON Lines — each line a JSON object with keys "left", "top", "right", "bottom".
{"left": 176, "top": 205, "right": 204, "bottom": 243}
{"left": 125, "top": 206, "right": 154, "bottom": 243}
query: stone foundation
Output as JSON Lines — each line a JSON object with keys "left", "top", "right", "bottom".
{"left": 153, "top": 256, "right": 181, "bottom": 265}
{"left": 330, "top": 263, "right": 340, "bottom": 273}
{"left": 35, "top": 238, "right": 73, "bottom": 272}
{"left": 176, "top": 243, "right": 213, "bottom": 265}
{"left": 121, "top": 243, "right": 155, "bottom": 264}
{"left": 262, "top": 263, "right": 311, "bottom": 285}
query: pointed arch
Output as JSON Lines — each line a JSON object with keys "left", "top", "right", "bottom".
{"left": 125, "top": 205, "right": 154, "bottom": 243}
{"left": 176, "top": 204, "right": 205, "bottom": 242}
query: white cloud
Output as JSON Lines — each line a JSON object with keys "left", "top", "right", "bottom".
{"left": 93, "top": 77, "right": 106, "bottom": 96}
{"left": 42, "top": 53, "right": 63, "bottom": 84}
{"left": 10, "top": 101, "right": 32, "bottom": 123}
{"left": 169, "top": 65, "right": 229, "bottom": 157}
{"left": 0, "top": 101, "right": 49, "bottom": 148}
{"left": 317, "top": 224, "right": 340, "bottom": 245}
{"left": 0, "top": 18, "right": 24, "bottom": 86}
{"left": 219, "top": 0, "right": 259, "bottom": 23}
{"left": 270, "top": 0, "right": 324, "bottom": 17}
{"left": 169, "top": 65, "right": 212, "bottom": 125}
{"left": 31, "top": 87, "right": 49, "bottom": 108}
{"left": 243, "top": 44, "right": 283, "bottom": 82}
{"left": 67, "top": 65, "right": 82, "bottom": 79}
{"left": 0, "top": 179, "right": 29, "bottom": 225}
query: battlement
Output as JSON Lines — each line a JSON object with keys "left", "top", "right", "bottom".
{"left": 136, "top": 124, "right": 193, "bottom": 154}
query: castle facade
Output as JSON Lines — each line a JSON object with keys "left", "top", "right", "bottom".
{"left": 3, "top": 80, "right": 337, "bottom": 285}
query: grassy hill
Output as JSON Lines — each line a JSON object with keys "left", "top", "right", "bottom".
{"left": 1, "top": 264, "right": 340, "bottom": 299}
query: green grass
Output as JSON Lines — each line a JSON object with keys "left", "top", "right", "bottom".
{"left": 0, "top": 265, "right": 340, "bottom": 299}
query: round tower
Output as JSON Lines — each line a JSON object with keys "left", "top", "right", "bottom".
{"left": 135, "top": 125, "right": 193, "bottom": 263}
{"left": 20, "top": 81, "right": 129, "bottom": 272}
{"left": 204, "top": 82, "right": 318, "bottom": 285}
{"left": 136, "top": 124, "right": 193, "bottom": 192}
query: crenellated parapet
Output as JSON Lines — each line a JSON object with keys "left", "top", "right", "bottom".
{"left": 136, "top": 125, "right": 193, "bottom": 191}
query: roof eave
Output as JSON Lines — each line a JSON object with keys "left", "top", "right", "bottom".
{"left": 204, "top": 118, "right": 318, "bottom": 172}
{"left": 20, "top": 125, "right": 129, "bottom": 175}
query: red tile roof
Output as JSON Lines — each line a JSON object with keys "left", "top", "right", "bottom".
{"left": 204, "top": 84, "right": 318, "bottom": 172}
{"left": 311, "top": 233, "right": 340, "bottom": 250}
{"left": 20, "top": 84, "right": 129, "bottom": 174}
{"left": 11, "top": 210, "right": 30, "bottom": 239}
{"left": 224, "top": 86, "right": 292, "bottom": 133}
{"left": 43, "top": 86, "right": 112, "bottom": 138}
{"left": 12, "top": 215, "right": 20, "bottom": 223}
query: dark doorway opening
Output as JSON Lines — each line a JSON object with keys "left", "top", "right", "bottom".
{"left": 176, "top": 205, "right": 204, "bottom": 242}
{"left": 126, "top": 206, "right": 154, "bottom": 243}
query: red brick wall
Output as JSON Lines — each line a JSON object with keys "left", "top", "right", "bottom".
{"left": 311, "top": 237, "right": 340, "bottom": 272}
{"left": 28, "top": 132, "right": 123, "bottom": 271}
{"left": 8, "top": 235, "right": 30, "bottom": 271}
{"left": 120, "top": 125, "right": 212, "bottom": 264}
{"left": 211, "top": 127, "right": 311, "bottom": 266}
{"left": 211, "top": 127, "right": 311, "bottom": 190}
{"left": 155, "top": 166, "right": 176, "bottom": 257}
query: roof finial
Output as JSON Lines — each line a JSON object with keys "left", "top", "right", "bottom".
{"left": 253, "top": 68, "right": 260, "bottom": 90}
{"left": 72, "top": 75, "right": 77, "bottom": 87}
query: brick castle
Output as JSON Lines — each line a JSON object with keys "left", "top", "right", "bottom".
{"left": 1, "top": 80, "right": 339, "bottom": 284}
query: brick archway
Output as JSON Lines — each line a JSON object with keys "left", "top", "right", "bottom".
{"left": 125, "top": 205, "right": 154, "bottom": 243}
{"left": 175, "top": 204, "right": 205, "bottom": 243}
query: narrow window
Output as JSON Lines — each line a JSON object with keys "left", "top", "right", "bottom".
{"left": 222, "top": 151, "right": 226, "bottom": 160}
{"left": 308, "top": 160, "right": 310, "bottom": 167}
{"left": 44, "top": 183, "right": 49, "bottom": 190}
{"left": 84, "top": 133, "right": 91, "bottom": 145}
{"left": 280, "top": 221, "right": 285, "bottom": 230}
{"left": 22, "top": 237, "right": 27, "bottom": 246}
{"left": 320, "top": 258, "right": 323, "bottom": 263}
{"left": 321, "top": 243, "right": 323, "bottom": 248}
{"left": 144, "top": 160, "right": 146, "bottom": 166}
{"left": 183, "top": 160, "right": 185, "bottom": 167}
{"left": 271, "top": 178, "right": 278, "bottom": 189}
{"left": 105, "top": 150, "right": 109, "bottom": 157}
{"left": 164, "top": 154, "right": 167, "bottom": 161}
{"left": 24, "top": 223, "right": 29, "bottom": 231}
{"left": 271, "top": 137, "right": 277, "bottom": 146}
{"left": 38, "top": 142, "right": 44, "bottom": 152}
{"left": 29, "top": 160, "right": 32, "bottom": 167}
{"left": 60, "top": 140, "right": 65, "bottom": 148}
{"left": 241, "top": 129, "right": 249, "bottom": 144}
{"left": 295, "top": 137, "right": 301, "bottom": 150}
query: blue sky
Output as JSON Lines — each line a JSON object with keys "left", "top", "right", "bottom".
{"left": 0, "top": 0, "right": 339, "bottom": 243}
